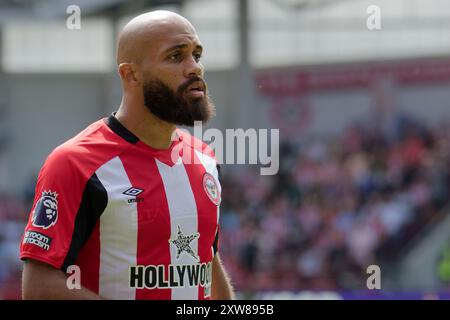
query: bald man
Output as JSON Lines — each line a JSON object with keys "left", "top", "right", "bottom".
{"left": 20, "top": 10, "right": 234, "bottom": 300}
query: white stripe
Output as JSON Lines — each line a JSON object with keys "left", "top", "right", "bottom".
{"left": 195, "top": 150, "right": 221, "bottom": 225}
{"left": 96, "top": 156, "right": 137, "bottom": 300}
{"left": 156, "top": 158, "right": 198, "bottom": 300}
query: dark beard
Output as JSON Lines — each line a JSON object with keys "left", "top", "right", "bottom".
{"left": 142, "top": 75, "right": 216, "bottom": 126}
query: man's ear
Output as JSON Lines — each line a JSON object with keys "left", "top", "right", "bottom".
{"left": 118, "top": 63, "right": 140, "bottom": 86}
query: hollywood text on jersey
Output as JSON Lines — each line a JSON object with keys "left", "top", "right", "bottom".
{"left": 129, "top": 262, "right": 212, "bottom": 290}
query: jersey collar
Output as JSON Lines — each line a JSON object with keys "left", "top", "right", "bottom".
{"left": 105, "top": 113, "right": 139, "bottom": 145}
{"left": 105, "top": 112, "right": 184, "bottom": 166}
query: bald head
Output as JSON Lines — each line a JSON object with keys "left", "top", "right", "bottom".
{"left": 116, "top": 10, "right": 197, "bottom": 65}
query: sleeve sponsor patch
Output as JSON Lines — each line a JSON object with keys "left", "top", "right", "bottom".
{"left": 23, "top": 231, "right": 53, "bottom": 251}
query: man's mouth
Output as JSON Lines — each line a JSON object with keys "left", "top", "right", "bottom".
{"left": 185, "top": 81, "right": 205, "bottom": 98}
{"left": 186, "top": 90, "right": 205, "bottom": 99}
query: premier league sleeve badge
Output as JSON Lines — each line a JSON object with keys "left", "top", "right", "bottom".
{"left": 32, "top": 190, "right": 59, "bottom": 229}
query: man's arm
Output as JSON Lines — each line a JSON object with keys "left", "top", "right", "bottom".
{"left": 211, "top": 253, "right": 235, "bottom": 300}
{"left": 22, "top": 259, "right": 101, "bottom": 300}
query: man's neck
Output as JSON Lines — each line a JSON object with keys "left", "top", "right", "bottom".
{"left": 115, "top": 101, "right": 177, "bottom": 150}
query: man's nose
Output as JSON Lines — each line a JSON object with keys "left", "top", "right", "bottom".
{"left": 184, "top": 57, "right": 203, "bottom": 78}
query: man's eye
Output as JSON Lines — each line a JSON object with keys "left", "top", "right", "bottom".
{"left": 193, "top": 53, "right": 202, "bottom": 62}
{"left": 169, "top": 53, "right": 182, "bottom": 61}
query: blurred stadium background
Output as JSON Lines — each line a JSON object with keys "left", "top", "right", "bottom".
{"left": 1, "top": 0, "right": 450, "bottom": 300}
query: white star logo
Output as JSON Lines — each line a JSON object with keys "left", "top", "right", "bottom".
{"left": 169, "top": 225, "right": 200, "bottom": 261}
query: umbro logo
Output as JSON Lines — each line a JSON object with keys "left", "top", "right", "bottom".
{"left": 123, "top": 187, "right": 144, "bottom": 203}
{"left": 123, "top": 187, "right": 144, "bottom": 197}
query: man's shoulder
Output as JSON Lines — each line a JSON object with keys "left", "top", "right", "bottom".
{"left": 50, "top": 118, "right": 106, "bottom": 155}
{"left": 43, "top": 118, "right": 128, "bottom": 172}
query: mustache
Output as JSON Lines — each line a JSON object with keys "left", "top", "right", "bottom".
{"left": 178, "top": 76, "right": 206, "bottom": 94}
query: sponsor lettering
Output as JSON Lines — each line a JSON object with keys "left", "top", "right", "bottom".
{"left": 23, "top": 231, "right": 52, "bottom": 251}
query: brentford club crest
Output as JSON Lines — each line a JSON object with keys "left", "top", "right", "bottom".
{"left": 202, "top": 172, "right": 220, "bottom": 206}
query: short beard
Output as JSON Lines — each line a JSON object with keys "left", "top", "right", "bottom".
{"left": 142, "top": 75, "right": 216, "bottom": 127}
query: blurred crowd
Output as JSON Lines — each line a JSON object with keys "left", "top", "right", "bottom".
{"left": 219, "top": 113, "right": 450, "bottom": 296}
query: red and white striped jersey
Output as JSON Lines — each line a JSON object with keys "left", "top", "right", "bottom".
{"left": 20, "top": 114, "right": 221, "bottom": 300}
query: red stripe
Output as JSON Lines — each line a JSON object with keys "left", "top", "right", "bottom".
{"left": 76, "top": 221, "right": 100, "bottom": 294}
{"left": 183, "top": 152, "right": 219, "bottom": 300}
{"left": 119, "top": 151, "right": 172, "bottom": 300}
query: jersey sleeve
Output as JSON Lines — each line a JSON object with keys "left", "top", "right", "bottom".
{"left": 20, "top": 146, "right": 107, "bottom": 271}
